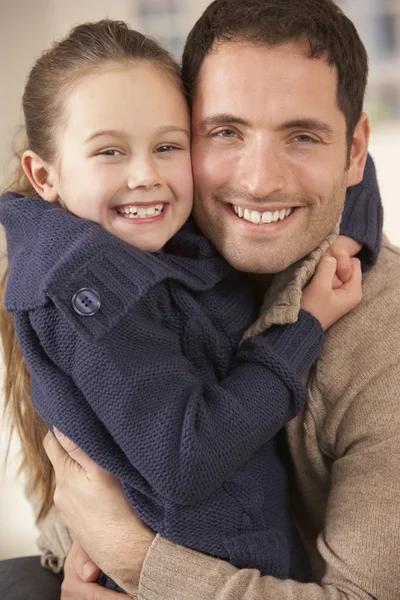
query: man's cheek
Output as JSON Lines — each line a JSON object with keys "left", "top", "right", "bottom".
{"left": 194, "top": 150, "right": 228, "bottom": 191}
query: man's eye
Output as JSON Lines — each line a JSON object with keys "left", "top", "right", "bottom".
{"left": 293, "top": 135, "right": 319, "bottom": 144}
{"left": 212, "top": 129, "right": 238, "bottom": 138}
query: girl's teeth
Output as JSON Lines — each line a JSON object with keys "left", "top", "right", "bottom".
{"left": 232, "top": 206, "right": 294, "bottom": 225}
{"left": 116, "top": 204, "right": 164, "bottom": 219}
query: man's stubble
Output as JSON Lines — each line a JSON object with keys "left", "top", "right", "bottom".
{"left": 192, "top": 174, "right": 349, "bottom": 275}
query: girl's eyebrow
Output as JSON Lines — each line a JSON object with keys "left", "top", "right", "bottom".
{"left": 84, "top": 129, "right": 127, "bottom": 143}
{"left": 156, "top": 125, "right": 190, "bottom": 137}
{"left": 84, "top": 126, "right": 190, "bottom": 144}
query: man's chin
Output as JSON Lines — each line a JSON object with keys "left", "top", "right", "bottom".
{"left": 219, "top": 246, "right": 295, "bottom": 274}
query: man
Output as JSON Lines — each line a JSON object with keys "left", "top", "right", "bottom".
{"left": 3, "top": 0, "right": 398, "bottom": 598}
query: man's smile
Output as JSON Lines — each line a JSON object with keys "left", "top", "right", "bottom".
{"left": 231, "top": 205, "right": 294, "bottom": 224}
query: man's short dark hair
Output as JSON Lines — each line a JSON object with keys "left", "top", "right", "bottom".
{"left": 182, "top": 0, "right": 368, "bottom": 150}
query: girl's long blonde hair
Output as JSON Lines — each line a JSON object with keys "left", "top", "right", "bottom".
{"left": 1, "top": 19, "right": 182, "bottom": 522}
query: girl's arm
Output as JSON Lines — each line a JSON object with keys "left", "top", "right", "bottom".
{"left": 24, "top": 255, "right": 359, "bottom": 507}
{"left": 340, "top": 154, "right": 383, "bottom": 270}
{"left": 24, "top": 290, "right": 324, "bottom": 506}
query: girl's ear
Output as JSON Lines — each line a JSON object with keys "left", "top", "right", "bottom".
{"left": 21, "top": 151, "right": 59, "bottom": 202}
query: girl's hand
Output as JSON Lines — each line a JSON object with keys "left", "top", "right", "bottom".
{"left": 327, "top": 235, "right": 362, "bottom": 289}
{"left": 301, "top": 256, "right": 362, "bottom": 331}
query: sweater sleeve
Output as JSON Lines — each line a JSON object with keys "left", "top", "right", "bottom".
{"left": 340, "top": 153, "right": 383, "bottom": 271}
{"left": 24, "top": 279, "right": 324, "bottom": 507}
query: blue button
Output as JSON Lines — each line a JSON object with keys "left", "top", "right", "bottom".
{"left": 72, "top": 288, "right": 101, "bottom": 317}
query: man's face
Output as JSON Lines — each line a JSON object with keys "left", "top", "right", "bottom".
{"left": 191, "top": 41, "right": 363, "bottom": 273}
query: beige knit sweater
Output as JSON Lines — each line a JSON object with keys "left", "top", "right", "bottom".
{"left": 35, "top": 235, "right": 400, "bottom": 599}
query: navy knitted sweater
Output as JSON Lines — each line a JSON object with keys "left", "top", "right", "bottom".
{"left": 0, "top": 155, "right": 382, "bottom": 590}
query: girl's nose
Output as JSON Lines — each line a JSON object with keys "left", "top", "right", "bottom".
{"left": 127, "top": 158, "right": 163, "bottom": 191}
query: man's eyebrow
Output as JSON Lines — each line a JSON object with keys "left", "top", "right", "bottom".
{"left": 198, "top": 114, "right": 249, "bottom": 133}
{"left": 281, "top": 119, "right": 336, "bottom": 138}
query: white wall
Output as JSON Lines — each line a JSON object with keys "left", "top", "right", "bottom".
{"left": 369, "top": 125, "right": 400, "bottom": 246}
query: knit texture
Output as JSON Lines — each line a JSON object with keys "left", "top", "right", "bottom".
{"left": 1, "top": 196, "right": 325, "bottom": 589}
{"left": 341, "top": 154, "right": 383, "bottom": 271}
{"left": 139, "top": 237, "right": 400, "bottom": 600}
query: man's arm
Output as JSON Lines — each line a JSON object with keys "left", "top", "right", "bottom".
{"left": 43, "top": 430, "right": 154, "bottom": 597}
{"left": 139, "top": 537, "right": 345, "bottom": 600}
{"left": 45, "top": 423, "right": 389, "bottom": 600}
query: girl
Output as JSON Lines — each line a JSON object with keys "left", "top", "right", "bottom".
{"left": 0, "top": 20, "right": 374, "bottom": 592}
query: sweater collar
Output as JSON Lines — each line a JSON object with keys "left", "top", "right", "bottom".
{"left": 243, "top": 224, "right": 339, "bottom": 340}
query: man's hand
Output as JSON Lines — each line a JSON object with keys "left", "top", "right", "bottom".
{"left": 327, "top": 234, "right": 362, "bottom": 288}
{"left": 61, "top": 541, "right": 131, "bottom": 600}
{"left": 43, "top": 429, "right": 155, "bottom": 596}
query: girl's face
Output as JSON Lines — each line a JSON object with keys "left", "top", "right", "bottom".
{"left": 50, "top": 63, "right": 193, "bottom": 252}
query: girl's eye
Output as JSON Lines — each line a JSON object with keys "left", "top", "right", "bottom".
{"left": 98, "top": 149, "right": 122, "bottom": 156}
{"left": 155, "top": 144, "right": 179, "bottom": 153}
{"left": 293, "top": 134, "right": 319, "bottom": 144}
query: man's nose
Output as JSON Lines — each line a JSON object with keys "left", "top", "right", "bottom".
{"left": 238, "top": 140, "right": 286, "bottom": 199}
{"left": 127, "top": 156, "right": 163, "bottom": 191}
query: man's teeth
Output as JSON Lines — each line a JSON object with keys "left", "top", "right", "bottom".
{"left": 116, "top": 204, "right": 164, "bottom": 219}
{"left": 233, "top": 206, "right": 294, "bottom": 225}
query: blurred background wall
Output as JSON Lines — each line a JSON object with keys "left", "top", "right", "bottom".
{"left": 0, "top": 0, "right": 399, "bottom": 560}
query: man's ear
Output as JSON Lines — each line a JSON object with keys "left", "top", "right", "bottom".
{"left": 347, "top": 113, "right": 370, "bottom": 187}
{"left": 21, "top": 151, "right": 59, "bottom": 202}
